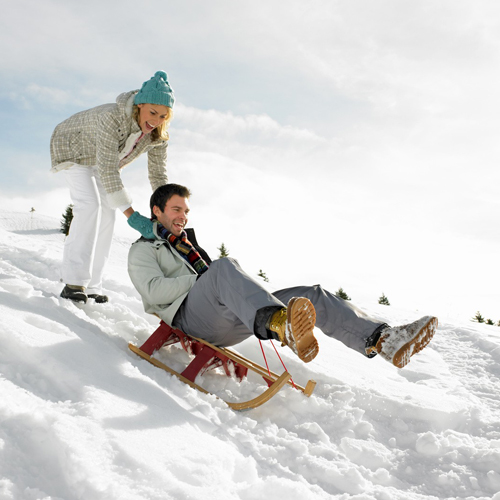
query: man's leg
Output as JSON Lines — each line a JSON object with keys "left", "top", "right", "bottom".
{"left": 273, "top": 284, "right": 437, "bottom": 368}
{"left": 173, "top": 258, "right": 285, "bottom": 347}
{"left": 273, "top": 284, "right": 384, "bottom": 355}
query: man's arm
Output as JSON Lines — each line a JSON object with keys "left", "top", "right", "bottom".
{"left": 128, "top": 242, "right": 197, "bottom": 307}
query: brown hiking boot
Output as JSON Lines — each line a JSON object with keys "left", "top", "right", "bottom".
{"left": 376, "top": 316, "right": 438, "bottom": 368}
{"left": 268, "top": 297, "right": 318, "bottom": 363}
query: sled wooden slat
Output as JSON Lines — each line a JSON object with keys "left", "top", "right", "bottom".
{"left": 145, "top": 317, "right": 317, "bottom": 395}
{"left": 128, "top": 343, "right": 291, "bottom": 410}
{"left": 128, "top": 343, "right": 209, "bottom": 394}
{"left": 189, "top": 334, "right": 316, "bottom": 396}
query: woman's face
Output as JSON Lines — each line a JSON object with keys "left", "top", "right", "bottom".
{"left": 137, "top": 103, "right": 171, "bottom": 134}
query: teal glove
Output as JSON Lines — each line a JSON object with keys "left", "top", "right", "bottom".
{"left": 127, "top": 211, "right": 155, "bottom": 239}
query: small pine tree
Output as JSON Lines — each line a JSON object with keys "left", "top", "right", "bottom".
{"left": 217, "top": 243, "right": 230, "bottom": 259}
{"left": 486, "top": 319, "right": 494, "bottom": 325}
{"left": 60, "top": 204, "right": 74, "bottom": 236}
{"left": 257, "top": 269, "right": 269, "bottom": 282}
{"left": 378, "top": 293, "right": 390, "bottom": 306}
{"left": 335, "top": 287, "right": 351, "bottom": 301}
{"left": 472, "top": 311, "right": 485, "bottom": 323}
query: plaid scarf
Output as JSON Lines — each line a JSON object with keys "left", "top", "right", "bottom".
{"left": 157, "top": 224, "right": 209, "bottom": 276}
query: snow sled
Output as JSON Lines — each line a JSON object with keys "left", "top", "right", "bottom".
{"left": 128, "top": 321, "right": 317, "bottom": 410}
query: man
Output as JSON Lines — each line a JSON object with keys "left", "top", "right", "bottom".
{"left": 127, "top": 184, "right": 437, "bottom": 368}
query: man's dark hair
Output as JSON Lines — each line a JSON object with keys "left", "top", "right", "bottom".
{"left": 150, "top": 183, "right": 191, "bottom": 219}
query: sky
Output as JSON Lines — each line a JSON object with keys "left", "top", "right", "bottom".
{"left": 1, "top": 0, "right": 500, "bottom": 322}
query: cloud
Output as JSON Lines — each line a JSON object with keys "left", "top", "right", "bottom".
{"left": 175, "top": 105, "right": 326, "bottom": 144}
{"left": 171, "top": 104, "right": 331, "bottom": 176}
{"left": 9, "top": 84, "right": 100, "bottom": 110}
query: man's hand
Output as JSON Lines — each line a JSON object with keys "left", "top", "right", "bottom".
{"left": 127, "top": 211, "right": 155, "bottom": 239}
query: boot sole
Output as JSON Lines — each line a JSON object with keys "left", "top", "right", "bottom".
{"left": 61, "top": 295, "right": 87, "bottom": 304}
{"left": 391, "top": 316, "right": 438, "bottom": 368}
{"left": 60, "top": 290, "right": 88, "bottom": 304}
{"left": 287, "top": 297, "right": 319, "bottom": 363}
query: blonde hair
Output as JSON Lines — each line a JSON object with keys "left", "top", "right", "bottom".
{"left": 132, "top": 105, "right": 173, "bottom": 141}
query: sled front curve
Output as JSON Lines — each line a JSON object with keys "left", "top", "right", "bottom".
{"left": 128, "top": 343, "right": 291, "bottom": 410}
{"left": 190, "top": 334, "right": 317, "bottom": 397}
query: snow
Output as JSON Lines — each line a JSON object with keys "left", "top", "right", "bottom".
{"left": 1, "top": 210, "right": 500, "bottom": 500}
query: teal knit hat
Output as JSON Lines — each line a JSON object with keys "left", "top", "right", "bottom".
{"left": 134, "top": 71, "right": 175, "bottom": 108}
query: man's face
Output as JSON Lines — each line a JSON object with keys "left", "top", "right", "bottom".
{"left": 153, "top": 195, "right": 190, "bottom": 237}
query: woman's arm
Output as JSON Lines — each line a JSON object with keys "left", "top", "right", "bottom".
{"left": 147, "top": 142, "right": 168, "bottom": 191}
{"left": 96, "top": 112, "right": 133, "bottom": 209}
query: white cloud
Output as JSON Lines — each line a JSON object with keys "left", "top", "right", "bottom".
{"left": 175, "top": 104, "right": 325, "bottom": 143}
{"left": 11, "top": 84, "right": 85, "bottom": 109}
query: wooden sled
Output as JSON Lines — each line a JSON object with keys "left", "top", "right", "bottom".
{"left": 128, "top": 321, "right": 316, "bottom": 411}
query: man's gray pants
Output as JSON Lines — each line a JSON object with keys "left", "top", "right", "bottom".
{"left": 172, "top": 258, "right": 384, "bottom": 356}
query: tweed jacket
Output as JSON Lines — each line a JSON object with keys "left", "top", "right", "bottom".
{"left": 128, "top": 226, "right": 212, "bottom": 326}
{"left": 50, "top": 91, "right": 168, "bottom": 209}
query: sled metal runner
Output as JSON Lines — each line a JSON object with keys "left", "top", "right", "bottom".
{"left": 128, "top": 321, "right": 316, "bottom": 410}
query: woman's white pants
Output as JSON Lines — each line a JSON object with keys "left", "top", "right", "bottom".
{"left": 62, "top": 165, "right": 116, "bottom": 294}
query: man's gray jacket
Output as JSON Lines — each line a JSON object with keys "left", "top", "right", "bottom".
{"left": 127, "top": 225, "right": 211, "bottom": 326}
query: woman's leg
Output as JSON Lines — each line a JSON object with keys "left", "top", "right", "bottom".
{"left": 86, "top": 167, "right": 116, "bottom": 295}
{"left": 61, "top": 165, "right": 100, "bottom": 288}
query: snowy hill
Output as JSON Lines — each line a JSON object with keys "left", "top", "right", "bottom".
{"left": 0, "top": 210, "right": 499, "bottom": 500}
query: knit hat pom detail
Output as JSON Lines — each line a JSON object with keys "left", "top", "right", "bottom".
{"left": 154, "top": 70, "right": 168, "bottom": 82}
{"left": 134, "top": 70, "right": 175, "bottom": 108}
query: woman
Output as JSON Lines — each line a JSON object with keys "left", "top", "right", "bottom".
{"left": 50, "top": 71, "right": 174, "bottom": 304}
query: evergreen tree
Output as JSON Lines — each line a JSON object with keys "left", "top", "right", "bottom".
{"left": 217, "top": 243, "right": 230, "bottom": 258}
{"left": 378, "top": 293, "right": 390, "bottom": 306}
{"left": 335, "top": 287, "right": 351, "bottom": 301}
{"left": 472, "top": 311, "right": 485, "bottom": 323}
{"left": 60, "top": 204, "right": 74, "bottom": 236}
{"left": 486, "top": 319, "right": 494, "bottom": 325}
{"left": 257, "top": 269, "right": 269, "bottom": 282}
